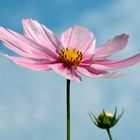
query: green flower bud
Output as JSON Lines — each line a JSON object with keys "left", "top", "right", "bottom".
{"left": 89, "top": 107, "right": 124, "bottom": 129}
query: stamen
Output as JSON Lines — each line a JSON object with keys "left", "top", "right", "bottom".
{"left": 59, "top": 48, "right": 83, "bottom": 67}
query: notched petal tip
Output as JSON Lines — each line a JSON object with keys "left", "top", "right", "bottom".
{"left": 113, "top": 33, "right": 128, "bottom": 39}
{"left": 119, "top": 33, "right": 129, "bottom": 38}
{"left": 22, "top": 18, "right": 40, "bottom": 27}
{"left": 95, "top": 33, "right": 129, "bottom": 59}
{"left": 22, "top": 18, "right": 29, "bottom": 22}
{"left": 116, "top": 33, "right": 129, "bottom": 43}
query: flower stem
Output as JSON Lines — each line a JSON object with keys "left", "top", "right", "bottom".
{"left": 66, "top": 79, "right": 71, "bottom": 140}
{"left": 106, "top": 129, "right": 113, "bottom": 140}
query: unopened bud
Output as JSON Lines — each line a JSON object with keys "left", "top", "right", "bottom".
{"left": 89, "top": 107, "right": 124, "bottom": 129}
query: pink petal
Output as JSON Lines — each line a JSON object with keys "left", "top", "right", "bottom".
{"left": 61, "top": 26, "right": 95, "bottom": 54}
{"left": 72, "top": 70, "right": 82, "bottom": 83}
{"left": 0, "top": 27, "right": 57, "bottom": 59}
{"left": 48, "top": 63, "right": 81, "bottom": 82}
{"left": 4, "top": 54, "right": 51, "bottom": 71}
{"left": 95, "top": 34, "right": 128, "bottom": 59}
{"left": 95, "top": 53, "right": 140, "bottom": 69}
{"left": 77, "top": 65, "right": 108, "bottom": 78}
{"left": 90, "top": 63, "right": 110, "bottom": 70}
{"left": 22, "top": 19, "right": 61, "bottom": 52}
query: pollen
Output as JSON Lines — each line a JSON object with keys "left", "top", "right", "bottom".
{"left": 59, "top": 48, "right": 83, "bottom": 67}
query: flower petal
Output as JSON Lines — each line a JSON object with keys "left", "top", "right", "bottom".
{"left": 22, "top": 19, "right": 61, "bottom": 52}
{"left": 4, "top": 54, "right": 51, "bottom": 71}
{"left": 48, "top": 63, "right": 81, "bottom": 82}
{"left": 61, "top": 26, "right": 95, "bottom": 54}
{"left": 0, "top": 27, "right": 57, "bottom": 59}
{"left": 77, "top": 65, "right": 108, "bottom": 78}
{"left": 95, "top": 34, "right": 128, "bottom": 58}
{"left": 95, "top": 53, "right": 140, "bottom": 69}
{"left": 72, "top": 70, "right": 82, "bottom": 83}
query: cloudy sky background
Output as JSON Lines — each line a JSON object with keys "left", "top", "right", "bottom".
{"left": 0, "top": 0, "right": 140, "bottom": 140}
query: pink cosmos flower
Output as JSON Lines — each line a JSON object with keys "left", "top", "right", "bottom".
{"left": 0, "top": 19, "right": 140, "bottom": 82}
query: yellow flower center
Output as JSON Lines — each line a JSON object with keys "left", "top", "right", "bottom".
{"left": 59, "top": 48, "right": 83, "bottom": 67}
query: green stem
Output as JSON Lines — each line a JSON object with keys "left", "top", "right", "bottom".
{"left": 66, "top": 79, "right": 71, "bottom": 140}
{"left": 106, "top": 129, "right": 112, "bottom": 140}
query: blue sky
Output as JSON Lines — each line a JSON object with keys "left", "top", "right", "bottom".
{"left": 0, "top": 0, "right": 140, "bottom": 140}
